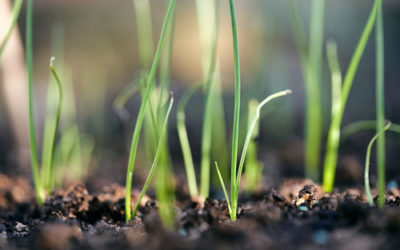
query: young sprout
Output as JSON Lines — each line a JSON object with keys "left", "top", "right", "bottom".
{"left": 25, "top": 0, "right": 46, "bottom": 204}
{"left": 176, "top": 0, "right": 221, "bottom": 201}
{"left": 216, "top": 90, "right": 292, "bottom": 221}
{"left": 45, "top": 57, "right": 64, "bottom": 191}
{"left": 177, "top": 84, "right": 202, "bottom": 198}
{"left": 322, "top": 0, "right": 383, "bottom": 193}
{"left": 288, "top": 0, "right": 324, "bottom": 182}
{"left": 197, "top": 0, "right": 222, "bottom": 199}
{"left": 375, "top": 3, "right": 385, "bottom": 208}
{"left": 228, "top": 0, "right": 241, "bottom": 221}
{"left": 125, "top": 0, "right": 176, "bottom": 223}
{"left": 0, "top": 0, "right": 23, "bottom": 58}
{"left": 132, "top": 93, "right": 174, "bottom": 217}
{"left": 365, "top": 121, "right": 391, "bottom": 206}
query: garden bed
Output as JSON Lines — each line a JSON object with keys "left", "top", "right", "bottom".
{"left": 1, "top": 174, "right": 399, "bottom": 250}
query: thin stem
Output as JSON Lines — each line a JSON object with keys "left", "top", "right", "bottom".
{"left": 306, "top": 0, "right": 324, "bottom": 182}
{"left": 26, "top": 0, "right": 44, "bottom": 204}
{"left": 375, "top": 3, "right": 385, "bottom": 208}
{"left": 133, "top": 93, "right": 174, "bottom": 216}
{"left": 365, "top": 122, "right": 391, "bottom": 206}
{"left": 235, "top": 90, "right": 292, "bottom": 197}
{"left": 177, "top": 84, "right": 202, "bottom": 198}
{"left": 214, "top": 162, "right": 233, "bottom": 217}
{"left": 199, "top": 0, "right": 221, "bottom": 199}
{"left": 125, "top": 0, "right": 176, "bottom": 223}
{"left": 289, "top": 0, "right": 322, "bottom": 182}
{"left": 46, "top": 57, "right": 63, "bottom": 191}
{"left": 0, "top": 0, "right": 23, "bottom": 58}
{"left": 228, "top": 0, "right": 241, "bottom": 222}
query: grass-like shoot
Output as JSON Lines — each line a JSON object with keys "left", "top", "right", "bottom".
{"left": 322, "top": 0, "right": 383, "bottom": 193}
{"left": 198, "top": 0, "right": 222, "bottom": 199}
{"left": 44, "top": 58, "right": 64, "bottom": 191}
{"left": 26, "top": 0, "right": 44, "bottom": 204}
{"left": 0, "top": 0, "right": 23, "bottom": 58}
{"left": 132, "top": 93, "right": 174, "bottom": 217}
{"left": 365, "top": 121, "right": 391, "bottom": 206}
{"left": 375, "top": 3, "right": 385, "bottom": 208}
{"left": 215, "top": 90, "right": 292, "bottom": 221}
{"left": 288, "top": 0, "right": 324, "bottom": 182}
{"left": 125, "top": 0, "right": 176, "bottom": 223}
{"left": 176, "top": 0, "right": 221, "bottom": 201}
{"left": 177, "top": 83, "right": 202, "bottom": 198}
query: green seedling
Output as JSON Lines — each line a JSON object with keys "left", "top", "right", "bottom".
{"left": 125, "top": 0, "right": 176, "bottom": 223}
{"left": 155, "top": 4, "right": 176, "bottom": 230}
{"left": 228, "top": 0, "right": 241, "bottom": 220}
{"left": 0, "top": 0, "right": 23, "bottom": 58}
{"left": 289, "top": 0, "right": 324, "bottom": 182}
{"left": 176, "top": 0, "right": 222, "bottom": 201}
{"left": 177, "top": 83, "right": 202, "bottom": 198}
{"left": 42, "top": 24, "right": 93, "bottom": 190}
{"left": 197, "top": 0, "right": 223, "bottom": 199}
{"left": 215, "top": 90, "right": 292, "bottom": 221}
{"left": 365, "top": 121, "right": 391, "bottom": 206}
{"left": 375, "top": 3, "right": 385, "bottom": 208}
{"left": 26, "top": 1, "right": 62, "bottom": 204}
{"left": 132, "top": 93, "right": 174, "bottom": 217}
{"left": 322, "top": 0, "right": 383, "bottom": 193}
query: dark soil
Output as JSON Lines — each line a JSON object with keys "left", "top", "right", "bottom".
{"left": 1, "top": 174, "right": 400, "bottom": 250}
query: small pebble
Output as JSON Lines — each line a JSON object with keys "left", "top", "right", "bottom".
{"left": 297, "top": 205, "right": 308, "bottom": 212}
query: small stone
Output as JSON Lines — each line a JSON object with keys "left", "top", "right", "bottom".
{"left": 296, "top": 184, "right": 318, "bottom": 207}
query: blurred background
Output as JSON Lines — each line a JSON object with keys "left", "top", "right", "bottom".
{"left": 1, "top": 0, "right": 400, "bottom": 191}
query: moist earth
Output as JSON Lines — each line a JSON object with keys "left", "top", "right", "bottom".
{"left": 1, "top": 174, "right": 400, "bottom": 250}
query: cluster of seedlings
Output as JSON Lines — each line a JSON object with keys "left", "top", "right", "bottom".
{"left": 1, "top": 0, "right": 398, "bottom": 230}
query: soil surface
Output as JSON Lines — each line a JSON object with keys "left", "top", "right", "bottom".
{"left": 1, "top": 174, "right": 400, "bottom": 250}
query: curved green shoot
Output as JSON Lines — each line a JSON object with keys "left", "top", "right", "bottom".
{"left": 228, "top": 0, "right": 241, "bottom": 222}
{"left": 375, "top": 3, "right": 385, "bottom": 208}
{"left": 0, "top": 0, "right": 23, "bottom": 58}
{"left": 215, "top": 90, "right": 292, "bottom": 221}
{"left": 132, "top": 93, "right": 174, "bottom": 217}
{"left": 177, "top": 83, "right": 202, "bottom": 198}
{"left": 235, "top": 90, "right": 292, "bottom": 198}
{"left": 322, "top": 0, "right": 383, "bottom": 193}
{"left": 44, "top": 57, "right": 63, "bottom": 191}
{"left": 125, "top": 0, "right": 176, "bottom": 223}
{"left": 365, "top": 121, "right": 391, "bottom": 206}
{"left": 342, "top": 120, "right": 400, "bottom": 141}
{"left": 26, "top": 0, "right": 45, "bottom": 204}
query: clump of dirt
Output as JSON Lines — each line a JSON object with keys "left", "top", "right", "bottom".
{"left": 1, "top": 174, "right": 400, "bottom": 250}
